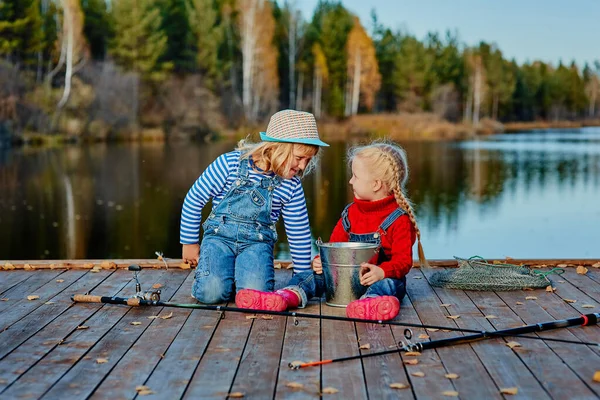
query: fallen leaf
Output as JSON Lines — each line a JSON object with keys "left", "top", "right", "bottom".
{"left": 246, "top": 315, "right": 258, "bottom": 320}
{"left": 83, "top": 263, "right": 95, "bottom": 269}
{"left": 557, "top": 280, "right": 565, "bottom": 283}
{"left": 515, "top": 301, "right": 524, "bottom": 305}
{"left": 24, "top": 264, "right": 33, "bottom": 270}
{"left": 403, "top": 359, "right": 419, "bottom": 365}
{"left": 418, "top": 334, "right": 430, "bottom": 339}
{"left": 440, "top": 304, "right": 452, "bottom": 307}
{"left": 592, "top": 262, "right": 600, "bottom": 269}
{"left": 426, "top": 328, "right": 439, "bottom": 332}
{"left": 148, "top": 316, "right": 160, "bottom": 319}
{"left": 228, "top": 392, "right": 245, "bottom": 398}
{"left": 576, "top": 265, "right": 588, "bottom": 275}
{"left": 411, "top": 371, "right": 425, "bottom": 377}
{"left": 322, "top": 387, "right": 339, "bottom": 394}
{"left": 405, "top": 351, "right": 421, "bottom": 356}
{"left": 152, "top": 283, "right": 163, "bottom": 289}
{"left": 500, "top": 387, "right": 519, "bottom": 395}
{"left": 3, "top": 263, "right": 15, "bottom": 270}
{"left": 359, "top": 343, "right": 371, "bottom": 350}
{"left": 27, "top": 295, "right": 40, "bottom": 301}
{"left": 564, "top": 299, "right": 577, "bottom": 303}
{"left": 557, "top": 264, "right": 568, "bottom": 268}
{"left": 160, "top": 312, "right": 173, "bottom": 320}
{"left": 413, "top": 276, "right": 422, "bottom": 279}
{"left": 506, "top": 341, "right": 521, "bottom": 349}
{"left": 274, "top": 263, "right": 282, "bottom": 269}
{"left": 100, "top": 261, "right": 116, "bottom": 269}
{"left": 582, "top": 304, "right": 595, "bottom": 308}
{"left": 286, "top": 382, "right": 303, "bottom": 389}
{"left": 445, "top": 373, "right": 459, "bottom": 379}
{"left": 260, "top": 315, "right": 273, "bottom": 320}
{"left": 447, "top": 315, "right": 460, "bottom": 319}
{"left": 136, "top": 386, "right": 154, "bottom": 396}
{"left": 76, "top": 325, "right": 89, "bottom": 330}
{"left": 545, "top": 286, "right": 555, "bottom": 292}
{"left": 442, "top": 391, "right": 459, "bottom": 397}
{"left": 96, "top": 358, "right": 108, "bottom": 364}
{"left": 44, "top": 301, "right": 55, "bottom": 305}
{"left": 525, "top": 296, "right": 537, "bottom": 300}
{"left": 593, "top": 371, "right": 600, "bottom": 382}
{"left": 389, "top": 383, "right": 409, "bottom": 389}
{"left": 156, "top": 254, "right": 164, "bottom": 261}
{"left": 484, "top": 315, "right": 497, "bottom": 319}
{"left": 179, "top": 262, "right": 191, "bottom": 270}
{"left": 1, "top": 298, "right": 8, "bottom": 301}
{"left": 90, "top": 266, "right": 101, "bottom": 273}
{"left": 131, "top": 321, "right": 142, "bottom": 326}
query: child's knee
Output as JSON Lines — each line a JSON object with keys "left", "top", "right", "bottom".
{"left": 192, "top": 276, "right": 231, "bottom": 304}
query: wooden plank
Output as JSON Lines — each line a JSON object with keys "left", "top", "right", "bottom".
{"left": 275, "top": 300, "right": 321, "bottom": 399}
{"left": 87, "top": 270, "right": 193, "bottom": 399}
{"left": 0, "top": 270, "right": 89, "bottom": 332}
{"left": 182, "top": 304, "right": 254, "bottom": 398}
{"left": 471, "top": 287, "right": 598, "bottom": 399}
{"left": 319, "top": 300, "right": 367, "bottom": 398}
{"left": 408, "top": 268, "right": 502, "bottom": 399}
{"left": 0, "top": 270, "right": 63, "bottom": 315}
{"left": 0, "top": 270, "right": 127, "bottom": 392}
{"left": 357, "top": 320, "right": 414, "bottom": 399}
{"left": 137, "top": 272, "right": 222, "bottom": 399}
{"left": 229, "top": 314, "right": 288, "bottom": 398}
{"left": 559, "top": 268, "right": 600, "bottom": 305}
{"left": 425, "top": 270, "right": 551, "bottom": 399}
{"left": 0, "top": 269, "right": 169, "bottom": 399}
{"left": 41, "top": 269, "right": 189, "bottom": 399}
{"left": 0, "top": 269, "right": 113, "bottom": 359}
{"left": 0, "top": 270, "right": 32, "bottom": 295}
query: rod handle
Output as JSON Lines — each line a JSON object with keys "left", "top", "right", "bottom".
{"left": 72, "top": 294, "right": 102, "bottom": 303}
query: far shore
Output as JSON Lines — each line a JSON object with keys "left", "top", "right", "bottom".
{"left": 3, "top": 113, "right": 600, "bottom": 147}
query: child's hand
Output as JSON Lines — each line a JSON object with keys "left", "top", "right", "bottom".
{"left": 182, "top": 244, "right": 200, "bottom": 267}
{"left": 311, "top": 255, "right": 323, "bottom": 274}
{"left": 359, "top": 263, "right": 385, "bottom": 286}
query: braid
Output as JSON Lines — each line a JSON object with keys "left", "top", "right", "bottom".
{"left": 379, "top": 144, "right": 430, "bottom": 268}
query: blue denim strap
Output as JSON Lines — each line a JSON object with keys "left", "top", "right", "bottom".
{"left": 378, "top": 208, "right": 406, "bottom": 233}
{"left": 341, "top": 203, "right": 353, "bottom": 232}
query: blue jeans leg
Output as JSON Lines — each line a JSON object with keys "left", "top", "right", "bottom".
{"left": 362, "top": 277, "right": 407, "bottom": 301}
{"left": 192, "top": 235, "right": 235, "bottom": 304}
{"left": 285, "top": 271, "right": 326, "bottom": 307}
{"left": 234, "top": 241, "right": 275, "bottom": 292}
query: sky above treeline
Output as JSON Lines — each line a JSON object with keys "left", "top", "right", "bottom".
{"left": 291, "top": 0, "right": 598, "bottom": 68}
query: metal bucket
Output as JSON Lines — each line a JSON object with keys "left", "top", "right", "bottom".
{"left": 317, "top": 240, "right": 379, "bottom": 307}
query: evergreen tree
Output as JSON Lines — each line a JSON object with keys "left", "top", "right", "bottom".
{"left": 158, "top": 0, "right": 195, "bottom": 72}
{"left": 0, "top": 0, "right": 44, "bottom": 67}
{"left": 187, "top": 0, "right": 223, "bottom": 88}
{"left": 82, "top": 0, "right": 113, "bottom": 60}
{"left": 109, "top": 0, "right": 171, "bottom": 80}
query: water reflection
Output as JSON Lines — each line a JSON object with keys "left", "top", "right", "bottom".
{"left": 1, "top": 127, "right": 599, "bottom": 261}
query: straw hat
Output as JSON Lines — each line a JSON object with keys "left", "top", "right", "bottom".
{"left": 260, "top": 109, "right": 329, "bottom": 147}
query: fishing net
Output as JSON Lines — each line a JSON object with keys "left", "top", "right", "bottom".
{"left": 429, "top": 256, "right": 564, "bottom": 291}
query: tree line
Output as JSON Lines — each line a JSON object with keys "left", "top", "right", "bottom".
{"left": 1, "top": 0, "right": 599, "bottom": 138}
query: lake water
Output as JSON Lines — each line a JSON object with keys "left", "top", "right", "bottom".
{"left": 1, "top": 127, "right": 599, "bottom": 261}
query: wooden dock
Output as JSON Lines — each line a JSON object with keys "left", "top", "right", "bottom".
{"left": 0, "top": 260, "right": 599, "bottom": 399}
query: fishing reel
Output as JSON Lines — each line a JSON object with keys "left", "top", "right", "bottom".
{"left": 129, "top": 265, "right": 161, "bottom": 302}
{"left": 398, "top": 328, "right": 423, "bottom": 352}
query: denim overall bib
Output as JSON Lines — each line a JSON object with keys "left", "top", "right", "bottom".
{"left": 286, "top": 204, "right": 408, "bottom": 307}
{"left": 192, "top": 158, "right": 282, "bottom": 304}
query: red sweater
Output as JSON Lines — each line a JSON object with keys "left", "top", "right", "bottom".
{"left": 329, "top": 195, "right": 415, "bottom": 279}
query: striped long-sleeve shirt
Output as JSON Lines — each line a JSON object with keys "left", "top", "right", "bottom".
{"left": 180, "top": 150, "right": 312, "bottom": 272}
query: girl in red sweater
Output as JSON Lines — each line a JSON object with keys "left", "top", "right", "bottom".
{"left": 236, "top": 142, "right": 428, "bottom": 320}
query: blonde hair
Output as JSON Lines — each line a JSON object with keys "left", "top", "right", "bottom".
{"left": 348, "top": 141, "right": 429, "bottom": 268}
{"left": 236, "top": 138, "right": 320, "bottom": 178}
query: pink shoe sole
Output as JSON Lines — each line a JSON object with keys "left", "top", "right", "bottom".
{"left": 235, "top": 289, "right": 287, "bottom": 311}
{"left": 346, "top": 296, "right": 400, "bottom": 321}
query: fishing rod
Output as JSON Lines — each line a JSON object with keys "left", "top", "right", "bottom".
{"left": 289, "top": 313, "right": 600, "bottom": 369}
{"left": 70, "top": 293, "right": 600, "bottom": 346}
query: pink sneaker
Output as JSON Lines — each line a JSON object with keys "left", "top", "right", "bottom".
{"left": 346, "top": 296, "right": 400, "bottom": 321}
{"left": 235, "top": 289, "right": 287, "bottom": 311}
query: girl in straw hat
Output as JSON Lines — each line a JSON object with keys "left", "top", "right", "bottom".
{"left": 181, "top": 110, "right": 328, "bottom": 304}
{"left": 236, "top": 141, "right": 428, "bottom": 321}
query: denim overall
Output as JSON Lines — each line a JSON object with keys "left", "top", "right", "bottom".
{"left": 192, "top": 158, "right": 281, "bottom": 304}
{"left": 286, "top": 204, "right": 407, "bottom": 307}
